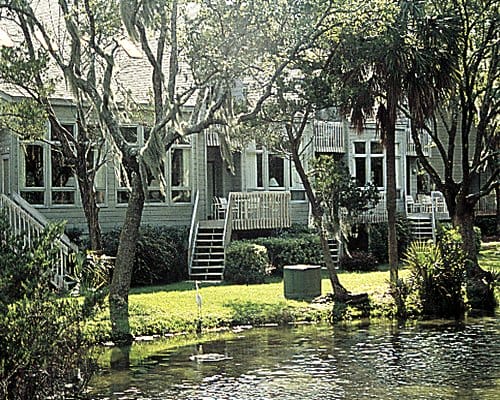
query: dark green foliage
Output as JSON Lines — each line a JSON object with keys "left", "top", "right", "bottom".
{"left": 253, "top": 234, "right": 323, "bottom": 275}
{"left": 475, "top": 215, "right": 497, "bottom": 238}
{"left": 437, "top": 223, "right": 482, "bottom": 257}
{"left": 225, "top": 242, "right": 269, "bottom": 284}
{"left": 0, "top": 212, "right": 100, "bottom": 399}
{"left": 369, "top": 215, "right": 413, "bottom": 263}
{"left": 402, "top": 226, "right": 467, "bottom": 319}
{"left": 274, "top": 223, "right": 317, "bottom": 236}
{"left": 339, "top": 251, "right": 378, "bottom": 272}
{"left": 102, "top": 225, "right": 188, "bottom": 286}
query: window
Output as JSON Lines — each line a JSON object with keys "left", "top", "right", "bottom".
{"left": 256, "top": 151, "right": 263, "bottom": 188}
{"left": 50, "top": 124, "right": 77, "bottom": 205}
{"left": 353, "top": 140, "right": 385, "bottom": 188}
{"left": 371, "top": 157, "right": 383, "bottom": 187}
{"left": 268, "top": 154, "right": 284, "bottom": 188}
{"left": 289, "top": 160, "right": 306, "bottom": 201}
{"left": 355, "top": 157, "right": 366, "bottom": 186}
{"left": 171, "top": 147, "right": 191, "bottom": 203}
{"left": 87, "top": 148, "right": 107, "bottom": 204}
{"left": 20, "top": 123, "right": 79, "bottom": 206}
{"left": 116, "top": 127, "right": 193, "bottom": 205}
{"left": 20, "top": 144, "right": 45, "bottom": 204}
{"left": 51, "top": 149, "right": 76, "bottom": 204}
{"left": 246, "top": 144, "right": 306, "bottom": 200}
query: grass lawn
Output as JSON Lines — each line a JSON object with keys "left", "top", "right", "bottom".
{"left": 87, "top": 242, "right": 499, "bottom": 343}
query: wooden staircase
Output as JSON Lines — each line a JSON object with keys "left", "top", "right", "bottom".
{"left": 189, "top": 220, "right": 225, "bottom": 281}
{"left": 409, "top": 216, "right": 434, "bottom": 241}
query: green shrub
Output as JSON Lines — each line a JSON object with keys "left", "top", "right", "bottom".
{"left": 339, "top": 251, "right": 378, "bottom": 271}
{"left": 253, "top": 234, "right": 323, "bottom": 275}
{"left": 102, "top": 225, "right": 188, "bottom": 287}
{"left": 370, "top": 215, "right": 413, "bottom": 263}
{"left": 436, "top": 223, "right": 482, "bottom": 257}
{"left": 0, "top": 212, "right": 101, "bottom": 399}
{"left": 225, "top": 242, "right": 269, "bottom": 284}
{"left": 402, "top": 226, "right": 467, "bottom": 318}
{"left": 475, "top": 215, "right": 497, "bottom": 237}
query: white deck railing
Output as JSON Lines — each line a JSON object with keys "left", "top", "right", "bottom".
{"left": 229, "top": 191, "right": 291, "bottom": 230}
{"left": 314, "top": 121, "right": 344, "bottom": 153}
{"left": 0, "top": 193, "right": 78, "bottom": 288}
{"left": 406, "top": 192, "right": 449, "bottom": 218}
{"left": 341, "top": 195, "right": 388, "bottom": 224}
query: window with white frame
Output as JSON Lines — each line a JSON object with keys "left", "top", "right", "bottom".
{"left": 246, "top": 144, "right": 306, "bottom": 200}
{"left": 117, "top": 126, "right": 140, "bottom": 204}
{"left": 171, "top": 146, "right": 191, "bottom": 203}
{"left": 353, "top": 140, "right": 384, "bottom": 188}
{"left": 87, "top": 147, "right": 107, "bottom": 204}
{"left": 116, "top": 128, "right": 192, "bottom": 205}
{"left": 20, "top": 143, "right": 45, "bottom": 205}
{"left": 20, "top": 123, "right": 79, "bottom": 206}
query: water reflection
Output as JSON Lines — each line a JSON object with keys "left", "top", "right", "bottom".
{"left": 89, "top": 317, "right": 499, "bottom": 399}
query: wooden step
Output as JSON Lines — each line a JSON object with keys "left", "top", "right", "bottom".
{"left": 190, "top": 219, "right": 226, "bottom": 281}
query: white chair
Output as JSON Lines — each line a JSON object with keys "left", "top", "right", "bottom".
{"left": 213, "top": 196, "right": 227, "bottom": 219}
{"left": 406, "top": 195, "right": 416, "bottom": 213}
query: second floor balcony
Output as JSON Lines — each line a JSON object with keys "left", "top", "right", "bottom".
{"left": 314, "top": 121, "right": 344, "bottom": 153}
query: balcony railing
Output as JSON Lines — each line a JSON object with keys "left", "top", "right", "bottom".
{"left": 227, "top": 191, "right": 291, "bottom": 230}
{"left": 314, "top": 121, "right": 344, "bottom": 153}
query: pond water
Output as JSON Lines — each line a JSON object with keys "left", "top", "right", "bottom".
{"left": 88, "top": 317, "right": 499, "bottom": 400}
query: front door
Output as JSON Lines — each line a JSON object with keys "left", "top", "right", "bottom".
{"left": 207, "top": 161, "right": 215, "bottom": 217}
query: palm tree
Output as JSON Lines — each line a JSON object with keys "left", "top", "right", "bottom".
{"left": 332, "top": 0, "right": 458, "bottom": 284}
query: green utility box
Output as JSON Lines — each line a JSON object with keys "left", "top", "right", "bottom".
{"left": 283, "top": 264, "right": 321, "bottom": 300}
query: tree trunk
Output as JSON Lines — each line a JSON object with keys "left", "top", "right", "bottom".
{"left": 315, "top": 216, "right": 350, "bottom": 301}
{"left": 77, "top": 173, "right": 103, "bottom": 252}
{"left": 385, "top": 99, "right": 398, "bottom": 284}
{"left": 109, "top": 166, "right": 145, "bottom": 343}
{"left": 454, "top": 195, "right": 495, "bottom": 311}
{"left": 496, "top": 185, "right": 500, "bottom": 236}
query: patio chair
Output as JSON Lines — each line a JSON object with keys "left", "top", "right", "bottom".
{"left": 213, "top": 196, "right": 227, "bottom": 219}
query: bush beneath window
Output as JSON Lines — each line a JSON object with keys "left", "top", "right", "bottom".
{"left": 225, "top": 242, "right": 269, "bottom": 284}
{"left": 369, "top": 215, "right": 413, "bottom": 263}
{"left": 102, "top": 225, "right": 188, "bottom": 287}
{"left": 339, "top": 251, "right": 378, "bottom": 272}
{"left": 253, "top": 234, "right": 323, "bottom": 275}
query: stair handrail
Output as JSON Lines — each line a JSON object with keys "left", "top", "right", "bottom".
{"left": 10, "top": 192, "right": 77, "bottom": 250}
{"left": 188, "top": 190, "right": 200, "bottom": 276}
{"left": 0, "top": 193, "right": 78, "bottom": 288}
{"left": 222, "top": 193, "right": 234, "bottom": 258}
{"left": 431, "top": 195, "right": 437, "bottom": 243}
